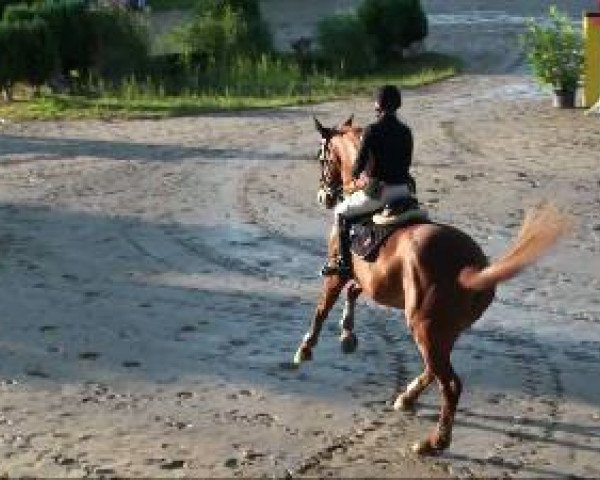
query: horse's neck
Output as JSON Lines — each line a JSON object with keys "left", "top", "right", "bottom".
{"left": 336, "top": 132, "right": 361, "bottom": 187}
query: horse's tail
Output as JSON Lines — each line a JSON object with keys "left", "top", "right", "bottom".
{"left": 459, "top": 203, "right": 573, "bottom": 291}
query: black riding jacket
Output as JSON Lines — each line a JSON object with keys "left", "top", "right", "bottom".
{"left": 351, "top": 113, "right": 413, "bottom": 185}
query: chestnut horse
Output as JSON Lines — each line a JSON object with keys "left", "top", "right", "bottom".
{"left": 293, "top": 116, "right": 571, "bottom": 455}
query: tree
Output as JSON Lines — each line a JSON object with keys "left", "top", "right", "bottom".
{"left": 357, "top": 0, "right": 428, "bottom": 63}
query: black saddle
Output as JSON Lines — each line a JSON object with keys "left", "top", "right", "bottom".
{"left": 349, "top": 197, "right": 428, "bottom": 262}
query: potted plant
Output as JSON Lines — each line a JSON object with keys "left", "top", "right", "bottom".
{"left": 522, "top": 5, "right": 584, "bottom": 108}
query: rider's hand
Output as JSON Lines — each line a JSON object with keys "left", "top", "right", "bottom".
{"left": 352, "top": 175, "right": 368, "bottom": 191}
{"left": 345, "top": 179, "right": 361, "bottom": 194}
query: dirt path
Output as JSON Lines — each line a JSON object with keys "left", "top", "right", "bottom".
{"left": 1, "top": 1, "right": 599, "bottom": 478}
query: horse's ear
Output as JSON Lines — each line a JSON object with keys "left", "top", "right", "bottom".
{"left": 313, "top": 116, "right": 330, "bottom": 138}
{"left": 342, "top": 114, "right": 354, "bottom": 127}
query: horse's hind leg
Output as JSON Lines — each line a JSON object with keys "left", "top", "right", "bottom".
{"left": 418, "top": 363, "right": 462, "bottom": 454}
{"left": 411, "top": 325, "right": 462, "bottom": 454}
{"left": 393, "top": 368, "right": 434, "bottom": 411}
{"left": 294, "top": 275, "right": 346, "bottom": 364}
{"left": 340, "top": 282, "right": 362, "bottom": 354}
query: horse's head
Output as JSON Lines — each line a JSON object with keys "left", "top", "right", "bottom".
{"left": 313, "top": 115, "right": 360, "bottom": 209}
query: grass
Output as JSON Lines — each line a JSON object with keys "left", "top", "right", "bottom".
{"left": 333, "top": 53, "right": 461, "bottom": 90}
{"left": 0, "top": 93, "right": 323, "bottom": 120}
{"left": 0, "top": 53, "right": 462, "bottom": 121}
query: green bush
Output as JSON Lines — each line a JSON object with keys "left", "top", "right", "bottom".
{"left": 357, "top": 0, "right": 427, "bottom": 63}
{"left": 195, "top": 53, "right": 303, "bottom": 96}
{"left": 316, "top": 12, "right": 374, "bottom": 75}
{"left": 34, "top": 0, "right": 94, "bottom": 77}
{"left": 522, "top": 5, "right": 583, "bottom": 91}
{"left": 156, "top": 0, "right": 276, "bottom": 94}
{"left": 0, "top": 21, "right": 19, "bottom": 98}
{"left": 88, "top": 7, "right": 150, "bottom": 83}
{"left": 0, "top": 0, "right": 33, "bottom": 17}
{"left": 3, "top": 0, "right": 94, "bottom": 78}
{"left": 168, "top": 0, "right": 272, "bottom": 64}
{"left": 0, "top": 17, "right": 57, "bottom": 98}
{"left": 3, "top": 2, "right": 37, "bottom": 21}
{"left": 2, "top": 0, "right": 150, "bottom": 89}
{"left": 16, "top": 18, "right": 57, "bottom": 88}
{"left": 145, "top": 52, "right": 191, "bottom": 93}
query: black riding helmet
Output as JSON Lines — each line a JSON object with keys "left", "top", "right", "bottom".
{"left": 376, "top": 84, "right": 402, "bottom": 112}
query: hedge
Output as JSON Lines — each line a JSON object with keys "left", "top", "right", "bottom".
{"left": 0, "top": 17, "right": 57, "bottom": 98}
{"left": 0, "top": 0, "right": 149, "bottom": 97}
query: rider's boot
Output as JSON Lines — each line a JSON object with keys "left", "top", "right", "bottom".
{"left": 321, "top": 217, "right": 352, "bottom": 279}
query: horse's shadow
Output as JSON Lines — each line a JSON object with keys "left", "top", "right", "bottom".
{"left": 410, "top": 400, "right": 599, "bottom": 477}
{"left": 454, "top": 408, "right": 600, "bottom": 443}
{"left": 441, "top": 451, "right": 582, "bottom": 478}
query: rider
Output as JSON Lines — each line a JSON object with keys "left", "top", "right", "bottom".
{"left": 322, "top": 84, "right": 414, "bottom": 278}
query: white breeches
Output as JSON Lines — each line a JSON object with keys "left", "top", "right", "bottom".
{"left": 334, "top": 183, "right": 410, "bottom": 219}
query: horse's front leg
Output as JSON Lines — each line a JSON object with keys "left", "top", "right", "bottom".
{"left": 340, "top": 281, "right": 362, "bottom": 353}
{"left": 294, "top": 275, "right": 346, "bottom": 365}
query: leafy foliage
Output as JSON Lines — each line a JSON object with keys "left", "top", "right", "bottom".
{"left": 35, "top": 0, "right": 94, "bottom": 77}
{"left": 315, "top": 0, "right": 427, "bottom": 71}
{"left": 0, "top": 0, "right": 33, "bottom": 17}
{"left": 0, "top": 21, "right": 20, "bottom": 97}
{"left": 87, "top": 7, "right": 150, "bottom": 83}
{"left": 168, "top": 0, "right": 272, "bottom": 63}
{"left": 0, "top": 17, "right": 56, "bottom": 98}
{"left": 357, "top": 0, "right": 427, "bottom": 63}
{"left": 15, "top": 18, "right": 57, "bottom": 88}
{"left": 316, "top": 12, "right": 374, "bottom": 75}
{"left": 156, "top": 0, "right": 274, "bottom": 94}
{"left": 1, "top": 0, "right": 458, "bottom": 113}
{"left": 0, "top": 0, "right": 150, "bottom": 97}
{"left": 3, "top": 2, "right": 38, "bottom": 22}
{"left": 522, "top": 5, "right": 583, "bottom": 91}
{"left": 0, "top": 52, "right": 461, "bottom": 120}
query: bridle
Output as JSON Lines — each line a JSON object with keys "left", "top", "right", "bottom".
{"left": 317, "top": 135, "right": 344, "bottom": 204}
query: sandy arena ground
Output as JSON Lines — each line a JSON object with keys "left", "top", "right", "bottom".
{"left": 0, "top": 1, "right": 599, "bottom": 478}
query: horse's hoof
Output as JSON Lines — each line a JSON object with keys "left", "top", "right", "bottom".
{"left": 412, "top": 432, "right": 451, "bottom": 456}
{"left": 411, "top": 439, "right": 436, "bottom": 456}
{"left": 433, "top": 430, "right": 452, "bottom": 451}
{"left": 393, "top": 393, "right": 414, "bottom": 411}
{"left": 293, "top": 345, "right": 313, "bottom": 365}
{"left": 340, "top": 332, "right": 358, "bottom": 354}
